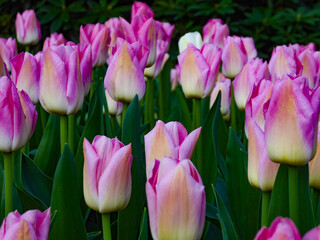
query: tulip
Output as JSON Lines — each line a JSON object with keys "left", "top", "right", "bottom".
{"left": 298, "top": 50, "right": 320, "bottom": 88}
{"left": 265, "top": 75, "right": 320, "bottom": 165}
{"left": 254, "top": 217, "right": 301, "bottom": 240}
{"left": 309, "top": 120, "right": 320, "bottom": 189}
{"left": 233, "top": 58, "right": 269, "bottom": 111}
{"left": 105, "top": 38, "right": 149, "bottom": 103}
{"left": 39, "top": 45, "right": 84, "bottom": 115}
{"left": 144, "top": 120, "right": 201, "bottom": 176}
{"left": 178, "top": 31, "right": 203, "bottom": 53}
{"left": 178, "top": 43, "right": 221, "bottom": 98}
{"left": 10, "top": 52, "right": 40, "bottom": 104}
{"left": 0, "top": 209, "right": 51, "bottom": 240}
{"left": 146, "top": 157, "right": 206, "bottom": 240}
{"left": 105, "top": 18, "right": 124, "bottom": 48}
{"left": 203, "top": 18, "right": 229, "bottom": 48}
{"left": 43, "top": 32, "right": 67, "bottom": 51}
{"left": 0, "top": 37, "right": 18, "bottom": 71}
{"left": 222, "top": 36, "right": 248, "bottom": 79}
{"left": 289, "top": 42, "right": 316, "bottom": 55}
{"left": 131, "top": 1, "right": 154, "bottom": 21}
{"left": 15, "top": 9, "right": 41, "bottom": 45}
{"left": 0, "top": 56, "right": 8, "bottom": 77}
{"left": 268, "top": 45, "right": 302, "bottom": 81}
{"left": 242, "top": 37, "right": 257, "bottom": 60}
{"left": 156, "top": 21, "right": 175, "bottom": 50}
{"left": 83, "top": 136, "right": 132, "bottom": 213}
{"left": 104, "top": 89, "right": 123, "bottom": 116}
{"left": 80, "top": 23, "right": 110, "bottom": 67}
{"left": 303, "top": 226, "right": 320, "bottom": 240}
{"left": 210, "top": 73, "right": 231, "bottom": 120}
{"left": 170, "top": 65, "right": 180, "bottom": 91}
{"left": 0, "top": 76, "right": 37, "bottom": 152}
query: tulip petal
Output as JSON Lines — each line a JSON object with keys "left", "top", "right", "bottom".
{"left": 179, "top": 127, "right": 201, "bottom": 160}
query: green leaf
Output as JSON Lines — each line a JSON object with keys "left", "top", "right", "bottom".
{"left": 17, "top": 187, "right": 46, "bottom": 212}
{"left": 138, "top": 208, "right": 148, "bottom": 240}
{"left": 226, "top": 128, "right": 261, "bottom": 240}
{"left": 98, "top": 81, "right": 113, "bottom": 138}
{"left": 34, "top": 114, "right": 60, "bottom": 177}
{"left": 176, "top": 87, "right": 192, "bottom": 132}
{"left": 49, "top": 145, "right": 87, "bottom": 240}
{"left": 206, "top": 202, "right": 219, "bottom": 225}
{"left": 118, "top": 96, "right": 146, "bottom": 240}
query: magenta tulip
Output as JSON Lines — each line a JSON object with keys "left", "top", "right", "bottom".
{"left": 0, "top": 76, "right": 37, "bottom": 152}
{"left": 146, "top": 157, "right": 206, "bottom": 240}
{"left": 144, "top": 120, "right": 201, "bottom": 176}
{"left": 0, "top": 209, "right": 50, "bottom": 240}
{"left": 203, "top": 18, "right": 229, "bottom": 48}
{"left": 131, "top": 1, "right": 154, "bottom": 21}
{"left": 303, "top": 226, "right": 320, "bottom": 240}
{"left": 15, "top": 10, "right": 41, "bottom": 45}
{"left": 0, "top": 38, "right": 17, "bottom": 71}
{"left": 43, "top": 32, "right": 66, "bottom": 51}
{"left": 83, "top": 136, "right": 132, "bottom": 213}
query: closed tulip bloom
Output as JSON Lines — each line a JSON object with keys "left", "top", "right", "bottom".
{"left": 10, "top": 52, "right": 40, "bottom": 104}
{"left": 0, "top": 209, "right": 50, "bottom": 240}
{"left": 222, "top": 36, "right": 247, "bottom": 79}
{"left": 303, "top": 226, "right": 320, "bottom": 240}
{"left": 178, "top": 31, "right": 203, "bottom": 53}
{"left": 105, "top": 39, "right": 149, "bottom": 103}
{"left": 39, "top": 45, "right": 84, "bottom": 115}
{"left": 0, "top": 38, "right": 18, "bottom": 72}
{"left": 83, "top": 136, "right": 132, "bottom": 213}
{"left": 210, "top": 73, "right": 231, "bottom": 120}
{"left": 105, "top": 18, "right": 124, "bottom": 47}
{"left": 104, "top": 89, "right": 123, "bottom": 116}
{"left": 156, "top": 21, "right": 175, "bottom": 50}
{"left": 309, "top": 121, "right": 320, "bottom": 189}
{"left": 203, "top": 19, "right": 229, "bottom": 48}
{"left": 0, "top": 76, "right": 37, "bottom": 152}
{"left": 131, "top": 1, "right": 154, "bottom": 21}
{"left": 268, "top": 45, "right": 302, "bottom": 81}
{"left": 43, "top": 32, "right": 66, "bottom": 51}
{"left": 15, "top": 10, "right": 41, "bottom": 45}
{"left": 233, "top": 58, "right": 269, "bottom": 111}
{"left": 80, "top": 23, "right": 110, "bottom": 67}
{"left": 242, "top": 37, "right": 257, "bottom": 60}
{"left": 254, "top": 217, "right": 301, "bottom": 240}
{"left": 144, "top": 120, "right": 201, "bottom": 176}
{"left": 298, "top": 50, "right": 319, "bottom": 88}
{"left": 265, "top": 75, "right": 320, "bottom": 165}
{"left": 178, "top": 43, "right": 221, "bottom": 98}
{"left": 146, "top": 157, "right": 206, "bottom": 240}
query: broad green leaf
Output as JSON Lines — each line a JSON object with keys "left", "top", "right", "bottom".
{"left": 49, "top": 145, "right": 87, "bottom": 240}
{"left": 17, "top": 187, "right": 46, "bottom": 212}
{"left": 206, "top": 202, "right": 219, "bottom": 225}
{"left": 138, "top": 208, "right": 148, "bottom": 240}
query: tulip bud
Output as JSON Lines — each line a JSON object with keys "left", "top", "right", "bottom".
{"left": 83, "top": 136, "right": 132, "bottom": 213}
{"left": 144, "top": 120, "right": 201, "bottom": 176}
{"left": 15, "top": 10, "right": 41, "bottom": 45}
{"left": 43, "top": 32, "right": 67, "bottom": 51}
{"left": 0, "top": 37, "right": 18, "bottom": 71}
{"left": 203, "top": 19, "right": 229, "bottom": 48}
{"left": 104, "top": 89, "right": 123, "bottom": 116}
{"left": 146, "top": 157, "right": 206, "bottom": 240}
{"left": 39, "top": 45, "right": 84, "bottom": 115}
{"left": 0, "top": 209, "right": 50, "bottom": 240}
{"left": 303, "top": 226, "right": 320, "bottom": 240}
{"left": 0, "top": 76, "right": 37, "bottom": 152}
{"left": 178, "top": 31, "right": 203, "bottom": 53}
{"left": 131, "top": 1, "right": 154, "bottom": 21}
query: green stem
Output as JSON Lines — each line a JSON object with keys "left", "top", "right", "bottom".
{"left": 22, "top": 142, "right": 29, "bottom": 156}
{"left": 288, "top": 166, "right": 299, "bottom": 226}
{"left": 122, "top": 103, "right": 128, "bottom": 127}
{"left": 60, "top": 115, "right": 68, "bottom": 155}
{"left": 231, "top": 84, "right": 237, "bottom": 132}
{"left": 159, "top": 75, "right": 165, "bottom": 121}
{"left": 25, "top": 45, "right": 30, "bottom": 53}
{"left": 4, "top": 152, "right": 13, "bottom": 216}
{"left": 312, "top": 188, "right": 320, "bottom": 224}
{"left": 261, "top": 191, "right": 271, "bottom": 227}
{"left": 40, "top": 105, "right": 47, "bottom": 132}
{"left": 68, "top": 114, "right": 75, "bottom": 155}
{"left": 192, "top": 98, "right": 202, "bottom": 174}
{"left": 144, "top": 78, "right": 155, "bottom": 130}
{"left": 102, "top": 213, "right": 112, "bottom": 240}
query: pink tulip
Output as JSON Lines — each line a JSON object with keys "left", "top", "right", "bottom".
{"left": 254, "top": 217, "right": 301, "bottom": 240}
{"left": 309, "top": 119, "right": 320, "bottom": 189}
{"left": 178, "top": 43, "right": 221, "bottom": 98}
{"left": 144, "top": 120, "right": 201, "bottom": 176}
{"left": 0, "top": 209, "right": 50, "bottom": 240}
{"left": 210, "top": 73, "right": 231, "bottom": 120}
{"left": 203, "top": 18, "right": 229, "bottom": 48}
{"left": 178, "top": 32, "right": 203, "bottom": 53}
{"left": 0, "top": 56, "right": 8, "bottom": 77}
{"left": 0, "top": 37, "right": 18, "bottom": 71}
{"left": 242, "top": 37, "right": 257, "bottom": 60}
{"left": 222, "top": 36, "right": 248, "bottom": 79}
{"left": 39, "top": 45, "right": 84, "bottom": 115}
{"left": 156, "top": 21, "right": 175, "bottom": 50}
{"left": 43, "top": 32, "right": 66, "bottom": 51}
{"left": 265, "top": 75, "right": 320, "bottom": 165}
{"left": 10, "top": 52, "right": 40, "bottom": 104}
{"left": 289, "top": 42, "right": 316, "bottom": 55}
{"left": 146, "top": 157, "right": 206, "bottom": 240}
{"left": 0, "top": 76, "right": 37, "bottom": 152}
{"left": 131, "top": 1, "right": 154, "bottom": 21}
{"left": 15, "top": 10, "right": 41, "bottom": 45}
{"left": 303, "top": 226, "right": 320, "bottom": 240}
{"left": 104, "top": 89, "right": 123, "bottom": 116}
{"left": 268, "top": 45, "right": 302, "bottom": 81}
{"left": 83, "top": 136, "right": 132, "bottom": 213}
{"left": 105, "top": 18, "right": 124, "bottom": 47}
{"left": 80, "top": 23, "right": 110, "bottom": 67}
{"left": 170, "top": 65, "right": 180, "bottom": 91}
{"left": 233, "top": 58, "right": 269, "bottom": 111}
{"left": 105, "top": 38, "right": 149, "bottom": 103}
{"left": 298, "top": 50, "right": 320, "bottom": 88}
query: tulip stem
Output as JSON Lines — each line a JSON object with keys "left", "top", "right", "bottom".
{"left": 312, "top": 188, "right": 320, "bottom": 224}
{"left": 4, "top": 152, "right": 13, "bottom": 216}
{"left": 261, "top": 191, "right": 271, "bottom": 227}
{"left": 25, "top": 45, "right": 30, "bottom": 53}
{"left": 145, "top": 78, "right": 155, "bottom": 130}
{"left": 288, "top": 165, "right": 299, "bottom": 227}
{"left": 60, "top": 115, "right": 68, "bottom": 155}
{"left": 68, "top": 114, "right": 75, "bottom": 155}
{"left": 193, "top": 98, "right": 203, "bottom": 174}
{"left": 122, "top": 103, "right": 128, "bottom": 127}
{"left": 102, "top": 213, "right": 112, "bottom": 240}
{"left": 231, "top": 84, "right": 237, "bottom": 132}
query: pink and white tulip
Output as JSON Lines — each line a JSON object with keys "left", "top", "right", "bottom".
{"left": 203, "top": 18, "right": 229, "bottom": 48}
{"left": 0, "top": 76, "right": 37, "bottom": 152}
{"left": 0, "top": 38, "right": 18, "bottom": 71}
{"left": 0, "top": 209, "right": 50, "bottom": 240}
{"left": 298, "top": 50, "right": 320, "bottom": 89}
{"left": 303, "top": 226, "right": 320, "bottom": 240}
{"left": 83, "top": 136, "right": 132, "bottom": 213}
{"left": 309, "top": 119, "right": 320, "bottom": 189}
{"left": 146, "top": 157, "right": 206, "bottom": 240}
{"left": 156, "top": 21, "right": 174, "bottom": 50}
{"left": 178, "top": 43, "right": 221, "bottom": 98}
{"left": 170, "top": 65, "right": 180, "bottom": 91}
{"left": 105, "top": 18, "right": 124, "bottom": 47}
{"left": 131, "top": 1, "right": 154, "bottom": 21}
{"left": 242, "top": 37, "right": 257, "bottom": 61}
{"left": 15, "top": 9, "right": 41, "bottom": 45}
{"left": 43, "top": 32, "right": 67, "bottom": 51}
{"left": 104, "top": 89, "right": 123, "bottom": 116}
{"left": 144, "top": 120, "right": 201, "bottom": 176}
{"left": 178, "top": 31, "right": 203, "bottom": 53}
